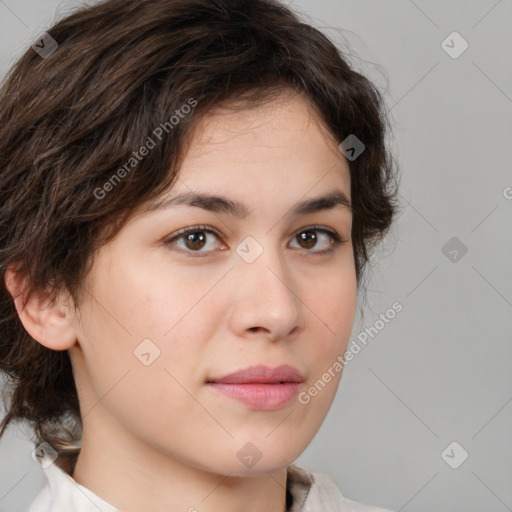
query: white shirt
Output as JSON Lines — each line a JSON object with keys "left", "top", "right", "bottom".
{"left": 27, "top": 453, "right": 394, "bottom": 512}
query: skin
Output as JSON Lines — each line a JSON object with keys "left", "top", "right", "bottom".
{"left": 5, "top": 91, "right": 356, "bottom": 512}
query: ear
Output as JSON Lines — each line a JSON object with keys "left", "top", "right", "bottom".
{"left": 4, "top": 265, "right": 77, "bottom": 351}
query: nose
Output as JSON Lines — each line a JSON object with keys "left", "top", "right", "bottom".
{"left": 227, "top": 241, "right": 305, "bottom": 342}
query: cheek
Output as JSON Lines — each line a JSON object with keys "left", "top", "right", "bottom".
{"left": 308, "top": 272, "right": 357, "bottom": 353}
{"left": 118, "top": 261, "right": 222, "bottom": 336}
{"left": 81, "top": 256, "right": 211, "bottom": 348}
{"left": 297, "top": 269, "right": 357, "bottom": 412}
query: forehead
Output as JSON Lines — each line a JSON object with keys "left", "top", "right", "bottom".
{"left": 136, "top": 92, "right": 352, "bottom": 222}
{"left": 186, "top": 91, "right": 342, "bottom": 160}
{"left": 175, "top": 94, "right": 347, "bottom": 187}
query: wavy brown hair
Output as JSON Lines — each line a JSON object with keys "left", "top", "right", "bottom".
{"left": 0, "top": 0, "right": 399, "bottom": 475}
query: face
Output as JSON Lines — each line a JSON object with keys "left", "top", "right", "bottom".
{"left": 66, "top": 92, "right": 356, "bottom": 476}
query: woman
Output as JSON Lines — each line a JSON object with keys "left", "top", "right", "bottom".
{"left": 0, "top": 0, "right": 399, "bottom": 510}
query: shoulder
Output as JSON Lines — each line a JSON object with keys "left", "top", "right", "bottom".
{"left": 287, "top": 464, "right": 395, "bottom": 512}
{"left": 25, "top": 453, "right": 119, "bottom": 512}
{"left": 26, "top": 485, "right": 51, "bottom": 512}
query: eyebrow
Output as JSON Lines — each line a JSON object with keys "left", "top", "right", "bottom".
{"left": 145, "top": 189, "right": 352, "bottom": 218}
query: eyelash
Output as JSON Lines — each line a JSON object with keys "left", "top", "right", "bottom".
{"left": 163, "top": 224, "right": 346, "bottom": 256}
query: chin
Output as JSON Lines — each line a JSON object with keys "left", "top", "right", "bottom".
{"left": 230, "top": 440, "right": 304, "bottom": 477}
{"left": 226, "top": 461, "right": 292, "bottom": 478}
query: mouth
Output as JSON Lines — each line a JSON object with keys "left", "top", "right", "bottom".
{"left": 205, "top": 364, "right": 305, "bottom": 410}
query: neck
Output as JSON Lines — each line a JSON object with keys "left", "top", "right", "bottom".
{"left": 71, "top": 413, "right": 289, "bottom": 512}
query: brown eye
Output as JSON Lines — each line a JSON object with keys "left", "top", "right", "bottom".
{"left": 290, "top": 227, "right": 344, "bottom": 254}
{"left": 297, "top": 230, "right": 318, "bottom": 249}
{"left": 164, "top": 225, "right": 223, "bottom": 254}
{"left": 183, "top": 231, "right": 207, "bottom": 251}
{"left": 164, "top": 225, "right": 344, "bottom": 257}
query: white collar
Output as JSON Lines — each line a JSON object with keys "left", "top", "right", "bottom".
{"left": 28, "top": 454, "right": 118, "bottom": 512}
{"left": 28, "top": 453, "right": 392, "bottom": 512}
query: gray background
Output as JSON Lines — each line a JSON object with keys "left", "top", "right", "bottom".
{"left": 0, "top": 1, "right": 511, "bottom": 511}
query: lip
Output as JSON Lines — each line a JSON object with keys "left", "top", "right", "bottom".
{"left": 206, "top": 365, "right": 305, "bottom": 411}
{"left": 207, "top": 364, "right": 304, "bottom": 384}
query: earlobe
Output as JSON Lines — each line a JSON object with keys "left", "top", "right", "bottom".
{"left": 3, "top": 266, "right": 77, "bottom": 351}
